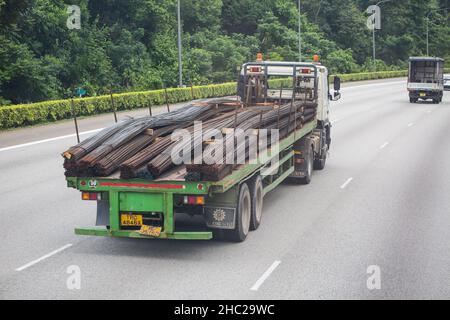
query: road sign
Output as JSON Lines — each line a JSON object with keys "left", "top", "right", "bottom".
{"left": 75, "top": 88, "right": 87, "bottom": 97}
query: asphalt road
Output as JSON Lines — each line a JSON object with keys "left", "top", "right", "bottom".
{"left": 1, "top": 78, "right": 450, "bottom": 300}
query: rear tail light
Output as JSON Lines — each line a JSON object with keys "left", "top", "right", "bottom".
{"left": 301, "top": 68, "right": 312, "bottom": 74}
{"left": 81, "top": 192, "right": 101, "bottom": 201}
{"left": 249, "top": 67, "right": 262, "bottom": 73}
{"left": 183, "top": 196, "right": 205, "bottom": 205}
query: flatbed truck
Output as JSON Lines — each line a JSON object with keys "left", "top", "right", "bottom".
{"left": 67, "top": 61, "right": 341, "bottom": 242}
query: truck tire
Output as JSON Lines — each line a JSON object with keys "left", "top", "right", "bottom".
{"left": 249, "top": 176, "right": 263, "bottom": 231}
{"left": 225, "top": 183, "right": 252, "bottom": 242}
{"left": 410, "top": 97, "right": 417, "bottom": 103}
{"left": 299, "top": 146, "right": 314, "bottom": 185}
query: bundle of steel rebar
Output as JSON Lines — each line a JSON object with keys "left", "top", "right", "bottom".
{"left": 62, "top": 119, "right": 135, "bottom": 162}
{"left": 92, "top": 125, "right": 178, "bottom": 176}
{"left": 118, "top": 105, "right": 243, "bottom": 179}
{"left": 63, "top": 96, "right": 318, "bottom": 181}
{"left": 185, "top": 100, "right": 317, "bottom": 181}
{"left": 145, "top": 108, "right": 266, "bottom": 178}
{"left": 63, "top": 98, "right": 239, "bottom": 177}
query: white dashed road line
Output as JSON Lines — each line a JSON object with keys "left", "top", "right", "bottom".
{"left": 15, "top": 244, "right": 73, "bottom": 272}
{"left": 380, "top": 142, "right": 389, "bottom": 150}
{"left": 251, "top": 261, "right": 281, "bottom": 291}
{"left": 340, "top": 178, "right": 354, "bottom": 189}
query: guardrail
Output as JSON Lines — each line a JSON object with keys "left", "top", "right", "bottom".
{"left": 1, "top": 69, "right": 448, "bottom": 130}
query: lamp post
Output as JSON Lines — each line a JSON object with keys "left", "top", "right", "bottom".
{"left": 298, "top": 0, "right": 302, "bottom": 62}
{"left": 371, "top": 0, "right": 391, "bottom": 72}
{"left": 426, "top": 7, "right": 450, "bottom": 56}
{"left": 177, "top": 0, "right": 183, "bottom": 87}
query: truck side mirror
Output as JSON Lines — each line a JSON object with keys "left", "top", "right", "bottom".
{"left": 334, "top": 76, "right": 341, "bottom": 91}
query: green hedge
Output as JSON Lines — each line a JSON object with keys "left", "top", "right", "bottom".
{"left": 1, "top": 69, "right": 449, "bottom": 130}
{"left": 332, "top": 70, "right": 408, "bottom": 83}
{"left": 0, "top": 82, "right": 236, "bottom": 129}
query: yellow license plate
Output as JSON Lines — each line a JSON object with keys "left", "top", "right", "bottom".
{"left": 420, "top": 93, "right": 426, "bottom": 97}
{"left": 139, "top": 225, "right": 162, "bottom": 237}
{"left": 120, "top": 214, "right": 143, "bottom": 226}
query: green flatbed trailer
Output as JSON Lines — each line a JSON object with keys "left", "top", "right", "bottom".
{"left": 67, "top": 120, "right": 317, "bottom": 241}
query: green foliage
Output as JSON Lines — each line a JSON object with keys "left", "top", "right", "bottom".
{"left": 0, "top": 0, "right": 449, "bottom": 107}
{"left": 0, "top": 82, "right": 237, "bottom": 129}
{"left": 324, "top": 49, "right": 360, "bottom": 74}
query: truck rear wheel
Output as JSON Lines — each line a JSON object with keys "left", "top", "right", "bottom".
{"left": 225, "top": 183, "right": 252, "bottom": 242}
{"left": 249, "top": 176, "right": 263, "bottom": 231}
{"left": 299, "top": 146, "right": 314, "bottom": 185}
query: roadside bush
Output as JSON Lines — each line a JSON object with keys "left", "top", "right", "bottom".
{"left": 0, "top": 82, "right": 236, "bottom": 129}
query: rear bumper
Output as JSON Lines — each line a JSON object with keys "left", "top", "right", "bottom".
{"left": 409, "top": 90, "right": 443, "bottom": 99}
{"left": 75, "top": 227, "right": 213, "bottom": 240}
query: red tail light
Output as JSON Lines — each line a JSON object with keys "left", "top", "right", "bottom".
{"left": 183, "top": 196, "right": 205, "bottom": 205}
{"left": 249, "top": 67, "right": 262, "bottom": 73}
{"left": 81, "top": 192, "right": 100, "bottom": 201}
{"left": 301, "top": 68, "right": 312, "bottom": 74}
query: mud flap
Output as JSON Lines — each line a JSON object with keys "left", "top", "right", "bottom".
{"left": 204, "top": 207, "right": 236, "bottom": 230}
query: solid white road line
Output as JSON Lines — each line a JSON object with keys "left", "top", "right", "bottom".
{"left": 250, "top": 261, "right": 281, "bottom": 291}
{"left": 380, "top": 142, "right": 389, "bottom": 150}
{"left": 340, "top": 178, "right": 354, "bottom": 189}
{"left": 15, "top": 244, "right": 73, "bottom": 272}
{"left": 0, "top": 129, "right": 103, "bottom": 153}
{"left": 408, "top": 122, "right": 414, "bottom": 127}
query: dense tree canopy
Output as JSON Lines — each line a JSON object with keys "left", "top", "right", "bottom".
{"left": 0, "top": 0, "right": 449, "bottom": 105}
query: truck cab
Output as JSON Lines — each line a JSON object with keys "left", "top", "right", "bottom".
{"left": 237, "top": 60, "right": 340, "bottom": 182}
{"left": 408, "top": 57, "right": 445, "bottom": 104}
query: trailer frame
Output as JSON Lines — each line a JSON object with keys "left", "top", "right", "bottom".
{"left": 67, "top": 120, "right": 317, "bottom": 240}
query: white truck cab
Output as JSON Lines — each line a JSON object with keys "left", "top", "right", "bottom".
{"left": 238, "top": 60, "right": 341, "bottom": 183}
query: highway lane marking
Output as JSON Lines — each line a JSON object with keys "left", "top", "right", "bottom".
{"left": 340, "top": 178, "right": 354, "bottom": 189}
{"left": 408, "top": 122, "right": 414, "bottom": 127}
{"left": 15, "top": 244, "right": 73, "bottom": 272}
{"left": 250, "top": 260, "right": 281, "bottom": 291}
{"left": 0, "top": 129, "right": 103, "bottom": 153}
{"left": 380, "top": 142, "right": 389, "bottom": 150}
